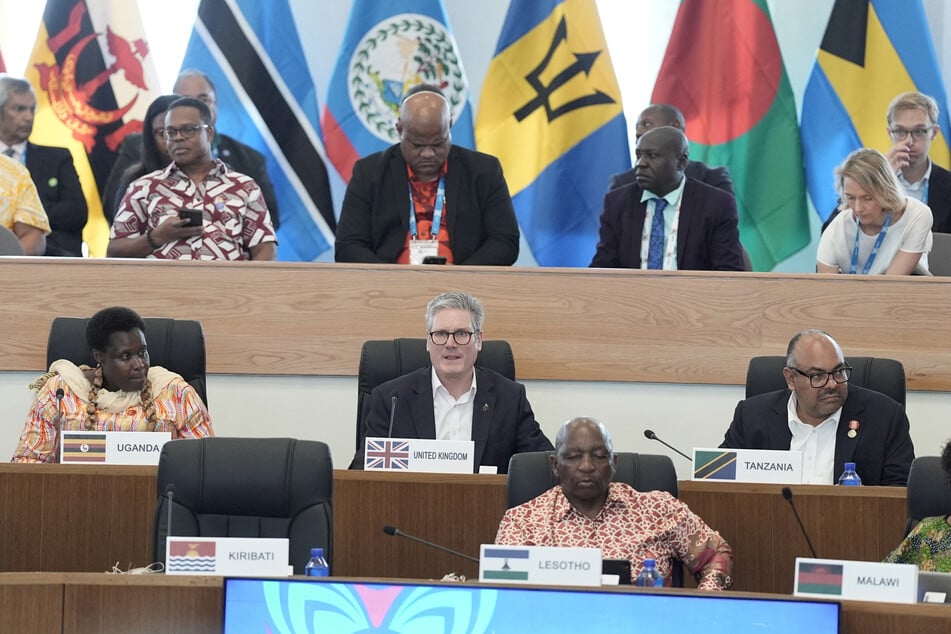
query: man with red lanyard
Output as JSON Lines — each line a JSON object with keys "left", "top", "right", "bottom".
{"left": 335, "top": 85, "right": 519, "bottom": 265}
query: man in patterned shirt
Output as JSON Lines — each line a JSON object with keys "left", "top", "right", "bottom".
{"left": 496, "top": 417, "right": 733, "bottom": 590}
{"left": 107, "top": 97, "right": 276, "bottom": 261}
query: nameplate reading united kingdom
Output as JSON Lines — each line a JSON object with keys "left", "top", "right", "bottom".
{"left": 60, "top": 430, "right": 171, "bottom": 465}
{"left": 692, "top": 447, "right": 803, "bottom": 484}
{"left": 794, "top": 557, "right": 918, "bottom": 604}
{"left": 166, "top": 536, "right": 291, "bottom": 577}
{"left": 479, "top": 544, "right": 602, "bottom": 587}
{"left": 364, "top": 437, "right": 474, "bottom": 473}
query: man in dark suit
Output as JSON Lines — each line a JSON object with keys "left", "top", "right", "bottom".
{"left": 721, "top": 329, "right": 914, "bottom": 486}
{"left": 335, "top": 85, "right": 519, "bottom": 265}
{"left": 350, "top": 291, "right": 551, "bottom": 473}
{"left": 590, "top": 126, "right": 744, "bottom": 271}
{"left": 0, "top": 75, "right": 87, "bottom": 257}
{"left": 608, "top": 104, "right": 734, "bottom": 195}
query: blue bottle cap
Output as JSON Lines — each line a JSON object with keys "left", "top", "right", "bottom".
{"left": 311, "top": 547, "right": 323, "bottom": 557}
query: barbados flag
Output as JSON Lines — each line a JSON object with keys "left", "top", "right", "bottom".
{"left": 475, "top": 0, "right": 629, "bottom": 268}
{"left": 181, "top": 0, "right": 337, "bottom": 262}
{"left": 321, "top": 0, "right": 475, "bottom": 183}
{"left": 801, "top": 0, "right": 951, "bottom": 221}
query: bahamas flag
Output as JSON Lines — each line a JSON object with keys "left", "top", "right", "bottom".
{"left": 181, "top": 0, "right": 336, "bottom": 262}
{"left": 26, "top": 0, "right": 159, "bottom": 257}
{"left": 476, "top": 0, "right": 629, "bottom": 267}
{"left": 321, "top": 0, "right": 475, "bottom": 183}
{"left": 652, "top": 0, "right": 809, "bottom": 271}
{"left": 801, "top": 0, "right": 951, "bottom": 222}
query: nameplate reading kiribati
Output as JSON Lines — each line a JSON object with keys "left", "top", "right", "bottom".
{"left": 166, "top": 536, "right": 291, "bottom": 577}
{"left": 794, "top": 557, "right": 918, "bottom": 604}
{"left": 60, "top": 430, "right": 172, "bottom": 465}
{"left": 364, "top": 437, "right": 474, "bottom": 473}
{"left": 479, "top": 545, "right": 602, "bottom": 587}
{"left": 692, "top": 448, "right": 803, "bottom": 484}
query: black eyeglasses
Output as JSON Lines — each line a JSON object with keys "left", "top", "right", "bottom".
{"left": 428, "top": 330, "right": 475, "bottom": 345}
{"left": 788, "top": 364, "right": 852, "bottom": 388}
{"left": 888, "top": 126, "right": 934, "bottom": 141}
{"left": 161, "top": 124, "right": 209, "bottom": 141}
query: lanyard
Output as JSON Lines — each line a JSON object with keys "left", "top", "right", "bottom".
{"left": 640, "top": 199, "right": 682, "bottom": 270}
{"left": 849, "top": 212, "right": 892, "bottom": 274}
{"left": 407, "top": 176, "right": 445, "bottom": 239}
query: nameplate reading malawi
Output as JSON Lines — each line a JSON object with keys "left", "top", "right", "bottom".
{"left": 364, "top": 437, "right": 474, "bottom": 473}
{"left": 166, "top": 536, "right": 291, "bottom": 576}
{"left": 692, "top": 447, "right": 803, "bottom": 484}
{"left": 794, "top": 557, "right": 918, "bottom": 604}
{"left": 60, "top": 430, "right": 171, "bottom": 465}
{"left": 479, "top": 545, "right": 602, "bottom": 587}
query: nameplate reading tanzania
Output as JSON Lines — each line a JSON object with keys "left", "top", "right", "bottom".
{"left": 794, "top": 557, "right": 918, "bottom": 604}
{"left": 166, "top": 536, "right": 291, "bottom": 577}
{"left": 60, "top": 430, "right": 171, "bottom": 465}
{"left": 692, "top": 447, "right": 803, "bottom": 484}
{"left": 364, "top": 437, "right": 474, "bottom": 473}
{"left": 479, "top": 544, "right": 602, "bottom": 587}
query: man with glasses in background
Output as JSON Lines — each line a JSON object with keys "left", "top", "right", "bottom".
{"left": 824, "top": 91, "right": 951, "bottom": 233}
{"left": 350, "top": 291, "right": 552, "bottom": 472}
{"left": 107, "top": 97, "right": 276, "bottom": 260}
{"left": 720, "top": 329, "right": 914, "bottom": 485}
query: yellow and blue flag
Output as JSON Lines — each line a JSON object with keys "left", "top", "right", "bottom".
{"left": 476, "top": 0, "right": 629, "bottom": 267}
{"left": 801, "top": 0, "right": 951, "bottom": 221}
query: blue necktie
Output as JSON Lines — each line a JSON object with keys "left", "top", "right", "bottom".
{"left": 647, "top": 199, "right": 668, "bottom": 269}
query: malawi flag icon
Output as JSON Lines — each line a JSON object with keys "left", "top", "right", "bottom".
{"left": 693, "top": 450, "right": 737, "bottom": 480}
{"left": 797, "top": 561, "right": 844, "bottom": 595}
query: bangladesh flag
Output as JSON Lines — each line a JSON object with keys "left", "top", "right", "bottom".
{"left": 652, "top": 0, "right": 810, "bottom": 271}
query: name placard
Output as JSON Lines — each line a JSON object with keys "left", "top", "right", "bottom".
{"left": 60, "top": 430, "right": 172, "bottom": 465}
{"left": 364, "top": 437, "right": 474, "bottom": 473}
{"left": 794, "top": 557, "right": 918, "bottom": 604}
{"left": 166, "top": 536, "right": 291, "bottom": 576}
{"left": 692, "top": 447, "right": 803, "bottom": 484}
{"left": 479, "top": 545, "right": 602, "bottom": 587}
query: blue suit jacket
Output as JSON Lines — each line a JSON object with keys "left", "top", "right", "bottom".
{"left": 350, "top": 366, "right": 552, "bottom": 473}
{"left": 720, "top": 384, "right": 915, "bottom": 486}
{"left": 25, "top": 143, "right": 87, "bottom": 257}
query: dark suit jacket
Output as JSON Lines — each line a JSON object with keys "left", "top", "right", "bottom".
{"left": 590, "top": 177, "right": 745, "bottom": 270}
{"left": 102, "top": 132, "right": 282, "bottom": 228}
{"left": 349, "top": 366, "right": 552, "bottom": 473}
{"left": 335, "top": 144, "right": 519, "bottom": 265}
{"left": 720, "top": 385, "right": 915, "bottom": 486}
{"left": 609, "top": 160, "right": 735, "bottom": 196}
{"left": 24, "top": 143, "right": 87, "bottom": 257}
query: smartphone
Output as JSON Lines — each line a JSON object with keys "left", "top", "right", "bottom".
{"left": 422, "top": 256, "right": 447, "bottom": 265}
{"left": 178, "top": 208, "right": 203, "bottom": 227}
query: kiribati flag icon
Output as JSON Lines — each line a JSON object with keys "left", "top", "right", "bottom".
{"left": 167, "top": 539, "right": 216, "bottom": 573}
{"left": 694, "top": 450, "right": 737, "bottom": 480}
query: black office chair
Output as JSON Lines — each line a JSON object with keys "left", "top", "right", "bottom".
{"left": 46, "top": 316, "right": 208, "bottom": 406}
{"left": 904, "top": 456, "right": 951, "bottom": 536}
{"left": 506, "top": 451, "right": 683, "bottom": 587}
{"left": 152, "top": 437, "right": 333, "bottom": 575}
{"left": 354, "top": 338, "right": 515, "bottom": 450}
{"left": 0, "top": 225, "right": 25, "bottom": 255}
{"left": 745, "top": 356, "right": 906, "bottom": 405}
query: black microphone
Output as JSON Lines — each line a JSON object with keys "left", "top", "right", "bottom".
{"left": 643, "top": 429, "right": 692, "bottom": 462}
{"left": 53, "top": 388, "right": 65, "bottom": 462}
{"left": 386, "top": 393, "right": 399, "bottom": 438}
{"left": 383, "top": 525, "right": 479, "bottom": 563}
{"left": 164, "top": 483, "right": 176, "bottom": 540}
{"left": 781, "top": 487, "right": 818, "bottom": 558}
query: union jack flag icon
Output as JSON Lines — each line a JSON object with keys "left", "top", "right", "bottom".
{"left": 366, "top": 439, "right": 410, "bottom": 470}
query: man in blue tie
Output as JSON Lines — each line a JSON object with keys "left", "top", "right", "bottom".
{"left": 590, "top": 126, "right": 744, "bottom": 271}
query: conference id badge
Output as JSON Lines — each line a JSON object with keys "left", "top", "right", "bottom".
{"left": 409, "top": 239, "right": 439, "bottom": 265}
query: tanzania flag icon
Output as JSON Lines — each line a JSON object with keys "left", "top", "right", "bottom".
{"left": 694, "top": 450, "right": 737, "bottom": 480}
{"left": 62, "top": 433, "right": 106, "bottom": 463}
{"left": 797, "top": 561, "right": 844, "bottom": 595}
{"left": 482, "top": 547, "right": 530, "bottom": 581}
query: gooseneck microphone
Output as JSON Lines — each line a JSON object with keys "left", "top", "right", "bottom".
{"left": 386, "top": 394, "right": 399, "bottom": 438}
{"left": 643, "top": 429, "right": 692, "bottom": 462}
{"left": 165, "top": 483, "right": 176, "bottom": 539}
{"left": 383, "top": 525, "right": 479, "bottom": 563}
{"left": 53, "top": 388, "right": 65, "bottom": 462}
{"left": 781, "top": 487, "right": 818, "bottom": 558}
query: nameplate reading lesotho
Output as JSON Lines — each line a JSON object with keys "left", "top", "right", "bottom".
{"left": 364, "top": 437, "right": 474, "bottom": 473}
{"left": 166, "top": 536, "right": 291, "bottom": 577}
{"left": 60, "top": 430, "right": 171, "bottom": 465}
{"left": 479, "top": 545, "right": 602, "bottom": 587}
{"left": 794, "top": 557, "right": 918, "bottom": 604}
{"left": 692, "top": 447, "right": 803, "bottom": 484}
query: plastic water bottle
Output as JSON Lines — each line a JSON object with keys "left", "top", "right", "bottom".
{"left": 305, "top": 547, "right": 329, "bottom": 576}
{"left": 634, "top": 558, "right": 664, "bottom": 587}
{"left": 837, "top": 462, "right": 862, "bottom": 486}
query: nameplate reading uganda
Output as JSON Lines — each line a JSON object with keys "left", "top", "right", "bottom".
{"left": 166, "top": 536, "right": 291, "bottom": 577}
{"left": 794, "top": 557, "right": 918, "bottom": 604}
{"left": 479, "top": 544, "right": 602, "bottom": 587}
{"left": 60, "top": 430, "right": 172, "bottom": 465}
{"left": 692, "top": 447, "right": 804, "bottom": 484}
{"left": 364, "top": 437, "right": 474, "bottom": 473}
